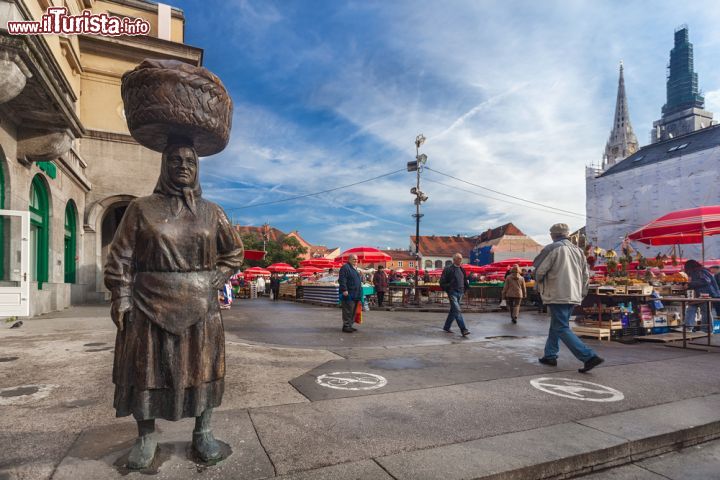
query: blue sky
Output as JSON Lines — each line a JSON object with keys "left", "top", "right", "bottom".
{"left": 171, "top": 0, "right": 720, "bottom": 250}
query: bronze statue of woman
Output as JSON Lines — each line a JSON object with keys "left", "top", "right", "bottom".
{"left": 104, "top": 141, "right": 243, "bottom": 469}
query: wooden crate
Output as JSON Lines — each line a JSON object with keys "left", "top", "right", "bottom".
{"left": 572, "top": 326, "right": 611, "bottom": 341}
{"left": 654, "top": 285, "right": 671, "bottom": 296}
{"left": 627, "top": 285, "right": 653, "bottom": 295}
{"left": 577, "top": 319, "right": 623, "bottom": 330}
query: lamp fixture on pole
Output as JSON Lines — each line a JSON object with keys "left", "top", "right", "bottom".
{"left": 411, "top": 134, "right": 428, "bottom": 304}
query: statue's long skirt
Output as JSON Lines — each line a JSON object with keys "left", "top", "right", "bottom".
{"left": 112, "top": 307, "right": 225, "bottom": 421}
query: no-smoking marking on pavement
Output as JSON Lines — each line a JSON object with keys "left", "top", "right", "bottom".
{"left": 316, "top": 372, "right": 387, "bottom": 391}
{"left": 531, "top": 377, "right": 624, "bottom": 402}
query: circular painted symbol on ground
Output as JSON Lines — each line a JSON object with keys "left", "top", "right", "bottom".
{"left": 316, "top": 372, "right": 387, "bottom": 391}
{"left": 530, "top": 377, "right": 624, "bottom": 402}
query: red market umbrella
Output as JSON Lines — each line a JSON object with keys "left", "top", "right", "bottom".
{"left": 244, "top": 249, "right": 267, "bottom": 261}
{"left": 401, "top": 268, "right": 426, "bottom": 275}
{"left": 461, "top": 264, "right": 485, "bottom": 273}
{"left": 300, "top": 258, "right": 335, "bottom": 268}
{"left": 704, "top": 259, "right": 720, "bottom": 267}
{"left": 628, "top": 206, "right": 720, "bottom": 259}
{"left": 488, "top": 257, "right": 534, "bottom": 268}
{"left": 267, "top": 263, "right": 297, "bottom": 273}
{"left": 297, "top": 266, "right": 323, "bottom": 274}
{"left": 244, "top": 267, "right": 271, "bottom": 277}
{"left": 427, "top": 269, "right": 443, "bottom": 276}
{"left": 337, "top": 247, "right": 392, "bottom": 264}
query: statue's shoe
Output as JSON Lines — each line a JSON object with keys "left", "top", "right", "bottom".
{"left": 127, "top": 435, "right": 157, "bottom": 469}
{"left": 192, "top": 430, "right": 222, "bottom": 462}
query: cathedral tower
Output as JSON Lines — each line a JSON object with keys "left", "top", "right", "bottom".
{"left": 651, "top": 26, "right": 713, "bottom": 142}
{"left": 603, "top": 62, "right": 638, "bottom": 169}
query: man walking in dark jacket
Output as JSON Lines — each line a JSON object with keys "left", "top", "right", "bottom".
{"left": 339, "top": 254, "right": 363, "bottom": 333}
{"left": 440, "top": 253, "right": 470, "bottom": 336}
{"left": 270, "top": 274, "right": 281, "bottom": 301}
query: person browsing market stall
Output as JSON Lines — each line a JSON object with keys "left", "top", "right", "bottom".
{"left": 683, "top": 259, "right": 720, "bottom": 332}
{"left": 339, "top": 254, "right": 363, "bottom": 333}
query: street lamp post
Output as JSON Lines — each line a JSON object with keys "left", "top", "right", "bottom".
{"left": 407, "top": 134, "right": 428, "bottom": 304}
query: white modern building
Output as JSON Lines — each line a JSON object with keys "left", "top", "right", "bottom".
{"left": 586, "top": 26, "right": 720, "bottom": 259}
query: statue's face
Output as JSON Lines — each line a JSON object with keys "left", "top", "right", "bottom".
{"left": 167, "top": 146, "right": 197, "bottom": 187}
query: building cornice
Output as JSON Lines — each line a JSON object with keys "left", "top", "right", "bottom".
{"left": 79, "top": 34, "right": 202, "bottom": 66}
{"left": 102, "top": 0, "right": 185, "bottom": 19}
{"left": 0, "top": 34, "right": 85, "bottom": 137}
{"left": 84, "top": 129, "right": 137, "bottom": 144}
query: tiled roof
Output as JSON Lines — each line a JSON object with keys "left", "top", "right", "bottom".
{"left": 235, "top": 225, "right": 286, "bottom": 243}
{"left": 410, "top": 235, "right": 478, "bottom": 257}
{"left": 601, "top": 124, "right": 720, "bottom": 177}
{"left": 488, "top": 236, "right": 543, "bottom": 253}
{"left": 477, "top": 223, "right": 524, "bottom": 242}
{"left": 307, "top": 246, "right": 337, "bottom": 257}
{"left": 382, "top": 249, "right": 417, "bottom": 261}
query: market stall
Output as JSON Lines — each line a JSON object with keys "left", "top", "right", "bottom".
{"left": 299, "top": 248, "right": 387, "bottom": 306}
{"left": 572, "top": 249, "right": 720, "bottom": 343}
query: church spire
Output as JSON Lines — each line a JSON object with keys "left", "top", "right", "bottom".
{"left": 603, "top": 61, "right": 638, "bottom": 169}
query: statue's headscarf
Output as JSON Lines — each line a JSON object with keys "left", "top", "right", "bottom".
{"left": 154, "top": 142, "right": 202, "bottom": 216}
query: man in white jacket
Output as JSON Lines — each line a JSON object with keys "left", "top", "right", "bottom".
{"left": 534, "top": 223, "right": 604, "bottom": 373}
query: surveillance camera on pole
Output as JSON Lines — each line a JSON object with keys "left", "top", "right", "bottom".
{"left": 409, "top": 134, "right": 428, "bottom": 304}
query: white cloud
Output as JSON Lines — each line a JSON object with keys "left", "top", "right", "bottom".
{"left": 198, "top": 0, "right": 720, "bottom": 248}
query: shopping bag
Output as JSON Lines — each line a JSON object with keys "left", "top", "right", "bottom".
{"left": 354, "top": 301, "right": 363, "bottom": 324}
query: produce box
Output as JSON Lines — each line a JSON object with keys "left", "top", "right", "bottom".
{"left": 653, "top": 315, "right": 668, "bottom": 328}
{"left": 654, "top": 285, "right": 672, "bottom": 296}
{"left": 579, "top": 319, "right": 623, "bottom": 330}
{"left": 627, "top": 285, "right": 654, "bottom": 295}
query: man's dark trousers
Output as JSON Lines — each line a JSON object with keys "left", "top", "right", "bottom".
{"left": 341, "top": 299, "right": 358, "bottom": 328}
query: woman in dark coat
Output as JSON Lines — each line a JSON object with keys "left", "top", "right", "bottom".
{"left": 105, "top": 142, "right": 243, "bottom": 468}
{"left": 501, "top": 264, "right": 527, "bottom": 324}
{"left": 683, "top": 259, "right": 720, "bottom": 332}
{"left": 373, "top": 266, "right": 389, "bottom": 307}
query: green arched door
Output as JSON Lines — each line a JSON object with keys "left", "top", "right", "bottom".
{"left": 29, "top": 175, "right": 49, "bottom": 287}
{"left": 64, "top": 201, "right": 77, "bottom": 283}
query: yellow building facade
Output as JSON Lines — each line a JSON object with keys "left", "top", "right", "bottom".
{"left": 0, "top": 0, "right": 202, "bottom": 315}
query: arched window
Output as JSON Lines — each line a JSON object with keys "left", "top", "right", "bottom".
{"left": 445, "top": 260, "right": 452, "bottom": 267}
{"left": 424, "top": 260, "right": 433, "bottom": 269}
{"left": 29, "top": 175, "right": 49, "bottom": 286}
{"left": 434, "top": 260, "right": 442, "bottom": 269}
{"left": 64, "top": 201, "right": 77, "bottom": 283}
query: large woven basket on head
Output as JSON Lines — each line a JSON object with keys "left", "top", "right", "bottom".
{"left": 121, "top": 59, "right": 233, "bottom": 157}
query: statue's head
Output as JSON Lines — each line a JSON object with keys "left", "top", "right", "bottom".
{"left": 154, "top": 141, "right": 202, "bottom": 213}
{"left": 164, "top": 143, "right": 198, "bottom": 188}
